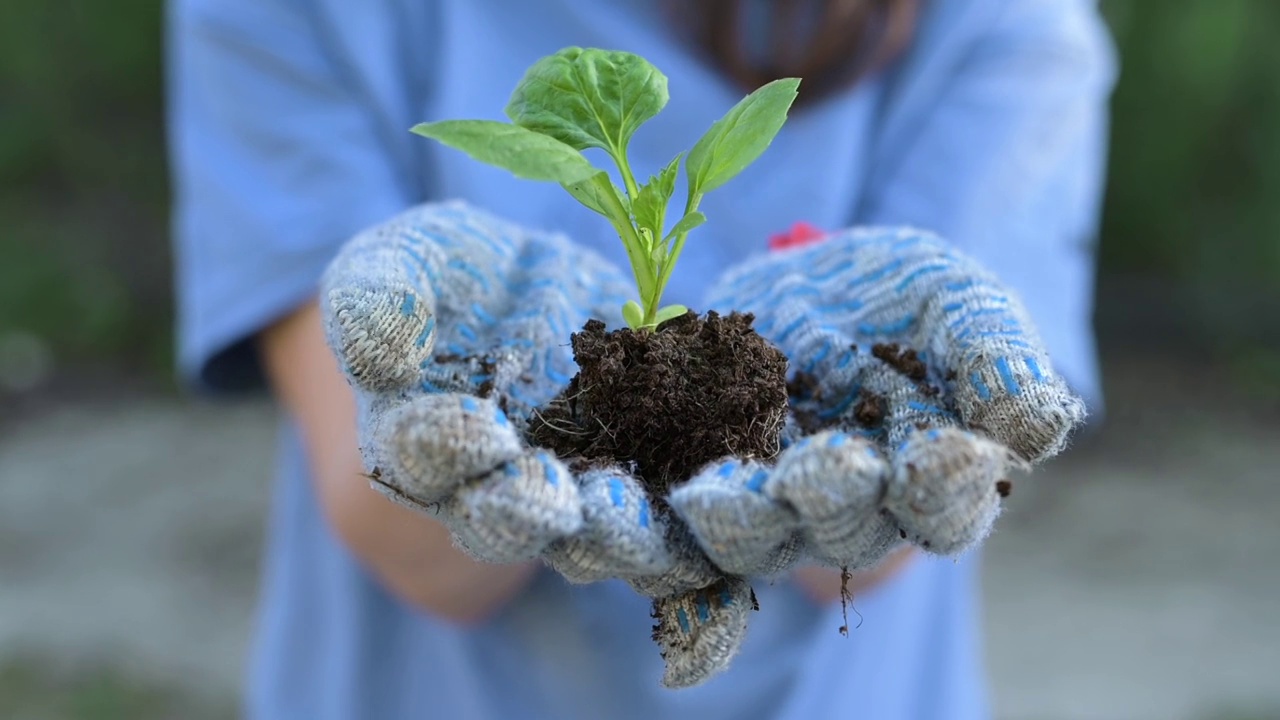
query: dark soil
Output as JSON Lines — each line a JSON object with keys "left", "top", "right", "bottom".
{"left": 788, "top": 344, "right": 957, "bottom": 436}
{"left": 786, "top": 370, "right": 821, "bottom": 402}
{"left": 433, "top": 353, "right": 500, "bottom": 405}
{"left": 872, "top": 342, "right": 928, "bottom": 382}
{"left": 788, "top": 383, "right": 887, "bottom": 436}
{"left": 872, "top": 341, "right": 947, "bottom": 398}
{"left": 853, "top": 391, "right": 887, "bottom": 428}
{"left": 526, "top": 310, "right": 789, "bottom": 506}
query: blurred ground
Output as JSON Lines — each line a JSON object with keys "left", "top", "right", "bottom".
{"left": 982, "top": 352, "right": 1280, "bottom": 720}
{"left": 0, "top": 394, "right": 265, "bottom": 719}
{"left": 0, "top": 350, "right": 1277, "bottom": 720}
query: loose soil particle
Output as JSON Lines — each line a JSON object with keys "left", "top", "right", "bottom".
{"left": 853, "top": 391, "right": 887, "bottom": 428}
{"left": 872, "top": 342, "right": 928, "bottom": 382}
{"left": 434, "top": 352, "right": 501, "bottom": 406}
{"left": 786, "top": 370, "right": 825, "bottom": 435}
{"left": 476, "top": 357, "right": 497, "bottom": 399}
{"left": 873, "top": 341, "right": 945, "bottom": 398}
{"left": 786, "top": 370, "right": 821, "bottom": 402}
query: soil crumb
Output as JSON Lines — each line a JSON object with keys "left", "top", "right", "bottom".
{"left": 786, "top": 370, "right": 821, "bottom": 402}
{"left": 872, "top": 342, "right": 928, "bottom": 382}
{"left": 853, "top": 391, "right": 887, "bottom": 429}
{"left": 786, "top": 370, "right": 824, "bottom": 435}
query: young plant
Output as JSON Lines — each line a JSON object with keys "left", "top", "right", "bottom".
{"left": 412, "top": 47, "right": 799, "bottom": 330}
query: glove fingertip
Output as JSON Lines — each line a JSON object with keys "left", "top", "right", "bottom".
{"left": 446, "top": 451, "right": 584, "bottom": 564}
{"left": 884, "top": 427, "right": 1014, "bottom": 555}
{"left": 655, "top": 578, "right": 754, "bottom": 689}
{"left": 543, "top": 467, "right": 666, "bottom": 583}
{"left": 382, "top": 394, "right": 524, "bottom": 503}
{"left": 770, "top": 431, "right": 898, "bottom": 568}
{"left": 955, "top": 354, "right": 1088, "bottom": 462}
{"left": 670, "top": 459, "right": 801, "bottom": 577}
{"left": 319, "top": 214, "right": 453, "bottom": 393}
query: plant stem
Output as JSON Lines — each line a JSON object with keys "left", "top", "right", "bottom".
{"left": 606, "top": 144, "right": 664, "bottom": 328}
{"left": 589, "top": 177, "right": 654, "bottom": 302}
{"left": 644, "top": 192, "right": 703, "bottom": 324}
{"left": 616, "top": 218, "right": 654, "bottom": 302}
{"left": 612, "top": 148, "right": 641, "bottom": 201}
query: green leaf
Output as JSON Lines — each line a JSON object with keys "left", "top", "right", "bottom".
{"left": 653, "top": 304, "right": 688, "bottom": 326}
{"left": 505, "top": 47, "right": 669, "bottom": 156}
{"left": 562, "top": 171, "right": 655, "bottom": 300}
{"left": 632, "top": 153, "right": 681, "bottom": 242}
{"left": 653, "top": 209, "right": 707, "bottom": 302}
{"left": 686, "top": 78, "right": 800, "bottom": 196}
{"left": 412, "top": 120, "right": 598, "bottom": 184}
{"left": 664, "top": 210, "right": 707, "bottom": 244}
{"left": 622, "top": 300, "right": 645, "bottom": 329}
{"left": 639, "top": 227, "right": 656, "bottom": 253}
{"left": 649, "top": 236, "right": 666, "bottom": 264}
{"left": 562, "top": 170, "right": 628, "bottom": 220}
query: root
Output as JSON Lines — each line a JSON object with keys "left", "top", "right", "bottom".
{"left": 836, "top": 565, "right": 862, "bottom": 635}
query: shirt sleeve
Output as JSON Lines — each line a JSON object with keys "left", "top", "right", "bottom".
{"left": 167, "top": 0, "right": 416, "bottom": 393}
{"left": 854, "top": 0, "right": 1118, "bottom": 403}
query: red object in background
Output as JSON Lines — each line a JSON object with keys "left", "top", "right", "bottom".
{"left": 768, "top": 221, "right": 827, "bottom": 251}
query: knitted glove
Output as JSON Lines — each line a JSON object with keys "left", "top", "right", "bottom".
{"left": 670, "top": 226, "right": 1087, "bottom": 581}
{"left": 319, "top": 200, "right": 743, "bottom": 687}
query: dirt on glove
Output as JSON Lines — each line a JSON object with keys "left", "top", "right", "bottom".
{"left": 871, "top": 342, "right": 928, "bottom": 381}
{"left": 527, "top": 310, "right": 789, "bottom": 509}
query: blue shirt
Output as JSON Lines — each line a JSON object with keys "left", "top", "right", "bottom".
{"left": 168, "top": 1, "right": 1116, "bottom": 718}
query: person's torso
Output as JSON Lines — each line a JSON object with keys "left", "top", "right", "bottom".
{"left": 243, "top": 0, "right": 1079, "bottom": 717}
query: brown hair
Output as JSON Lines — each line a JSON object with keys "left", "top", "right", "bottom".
{"left": 671, "top": 0, "right": 919, "bottom": 107}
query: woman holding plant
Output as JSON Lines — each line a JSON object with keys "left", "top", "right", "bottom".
{"left": 168, "top": 0, "right": 1115, "bottom": 718}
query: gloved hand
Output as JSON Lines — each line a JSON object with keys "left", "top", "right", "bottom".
{"left": 319, "top": 200, "right": 746, "bottom": 687}
{"left": 320, "top": 203, "right": 1087, "bottom": 691}
{"left": 669, "top": 224, "right": 1086, "bottom": 582}
{"left": 640, "top": 226, "right": 1088, "bottom": 689}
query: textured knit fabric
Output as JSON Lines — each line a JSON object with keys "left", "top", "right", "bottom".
{"left": 321, "top": 206, "right": 1088, "bottom": 687}
{"left": 320, "top": 201, "right": 761, "bottom": 686}
{"left": 167, "top": 0, "right": 1116, "bottom": 716}
{"left": 673, "top": 226, "right": 1086, "bottom": 582}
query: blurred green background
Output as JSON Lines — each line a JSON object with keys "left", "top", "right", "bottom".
{"left": 0, "top": 0, "right": 170, "bottom": 389}
{"left": 1, "top": 3, "right": 1279, "bottom": 717}
{"left": 1098, "top": 1, "right": 1280, "bottom": 284}
{"left": 2, "top": 0, "right": 1279, "bottom": 393}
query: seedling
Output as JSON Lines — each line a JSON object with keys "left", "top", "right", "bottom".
{"left": 411, "top": 47, "right": 799, "bottom": 330}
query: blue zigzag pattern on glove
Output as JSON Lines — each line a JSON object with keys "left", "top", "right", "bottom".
{"left": 706, "top": 227, "right": 1056, "bottom": 410}
{"left": 703, "top": 225, "right": 1085, "bottom": 465}
{"left": 386, "top": 206, "right": 631, "bottom": 416}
